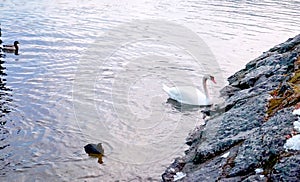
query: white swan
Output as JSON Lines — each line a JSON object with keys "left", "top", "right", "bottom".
{"left": 163, "top": 75, "right": 216, "bottom": 106}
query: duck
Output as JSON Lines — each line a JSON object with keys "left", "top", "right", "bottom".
{"left": 84, "top": 143, "right": 104, "bottom": 164}
{"left": 163, "top": 74, "right": 216, "bottom": 106}
{"left": 2, "top": 41, "right": 19, "bottom": 55}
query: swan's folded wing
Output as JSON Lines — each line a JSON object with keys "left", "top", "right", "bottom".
{"left": 173, "top": 87, "right": 207, "bottom": 105}
{"left": 163, "top": 85, "right": 183, "bottom": 99}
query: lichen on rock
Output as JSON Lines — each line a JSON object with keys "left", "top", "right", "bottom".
{"left": 266, "top": 69, "right": 300, "bottom": 119}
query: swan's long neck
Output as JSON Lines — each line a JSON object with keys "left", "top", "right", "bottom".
{"left": 202, "top": 77, "right": 209, "bottom": 99}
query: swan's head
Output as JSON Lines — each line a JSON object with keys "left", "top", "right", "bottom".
{"left": 204, "top": 74, "right": 216, "bottom": 84}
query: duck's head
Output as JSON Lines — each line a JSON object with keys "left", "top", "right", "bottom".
{"left": 14, "top": 41, "right": 20, "bottom": 47}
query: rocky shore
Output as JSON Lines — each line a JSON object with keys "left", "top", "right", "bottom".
{"left": 162, "top": 34, "right": 300, "bottom": 181}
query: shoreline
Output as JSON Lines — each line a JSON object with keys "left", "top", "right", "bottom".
{"left": 162, "top": 34, "right": 300, "bottom": 181}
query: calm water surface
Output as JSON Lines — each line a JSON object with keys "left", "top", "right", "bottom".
{"left": 0, "top": 0, "right": 299, "bottom": 181}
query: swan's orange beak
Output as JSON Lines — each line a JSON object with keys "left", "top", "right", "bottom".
{"left": 212, "top": 77, "right": 216, "bottom": 84}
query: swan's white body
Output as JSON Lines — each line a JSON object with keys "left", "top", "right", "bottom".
{"left": 163, "top": 75, "right": 216, "bottom": 106}
{"left": 163, "top": 85, "right": 211, "bottom": 105}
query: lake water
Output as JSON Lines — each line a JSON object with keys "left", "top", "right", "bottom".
{"left": 0, "top": 0, "right": 299, "bottom": 181}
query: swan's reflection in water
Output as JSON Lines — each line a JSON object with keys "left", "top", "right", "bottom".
{"left": 166, "top": 98, "right": 209, "bottom": 112}
{"left": 166, "top": 98, "right": 226, "bottom": 121}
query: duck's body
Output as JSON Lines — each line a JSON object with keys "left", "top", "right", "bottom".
{"left": 163, "top": 75, "right": 216, "bottom": 106}
{"left": 2, "top": 41, "right": 19, "bottom": 55}
{"left": 3, "top": 41, "right": 19, "bottom": 51}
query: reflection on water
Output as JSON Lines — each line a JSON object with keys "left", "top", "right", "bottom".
{"left": 0, "top": 65, "right": 11, "bottom": 121}
{"left": 0, "top": 58, "right": 13, "bottom": 175}
{"left": 0, "top": 0, "right": 299, "bottom": 181}
{"left": 166, "top": 98, "right": 209, "bottom": 112}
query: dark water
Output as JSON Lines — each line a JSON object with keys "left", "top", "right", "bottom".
{"left": 0, "top": 0, "right": 299, "bottom": 181}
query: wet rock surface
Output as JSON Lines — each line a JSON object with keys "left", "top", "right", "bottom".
{"left": 162, "top": 34, "right": 300, "bottom": 181}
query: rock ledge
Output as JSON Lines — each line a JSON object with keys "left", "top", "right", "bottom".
{"left": 162, "top": 34, "right": 300, "bottom": 181}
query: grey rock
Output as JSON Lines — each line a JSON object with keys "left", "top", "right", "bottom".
{"left": 269, "top": 34, "right": 300, "bottom": 53}
{"left": 271, "top": 155, "right": 300, "bottom": 181}
{"left": 162, "top": 34, "right": 300, "bottom": 182}
{"left": 220, "top": 85, "right": 241, "bottom": 98}
{"left": 228, "top": 108, "right": 296, "bottom": 177}
{"left": 242, "top": 175, "right": 266, "bottom": 182}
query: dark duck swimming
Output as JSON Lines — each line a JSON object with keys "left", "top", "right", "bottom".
{"left": 2, "top": 41, "right": 20, "bottom": 55}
